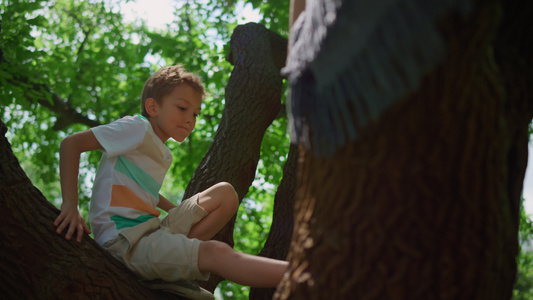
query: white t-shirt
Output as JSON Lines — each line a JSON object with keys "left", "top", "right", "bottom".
{"left": 89, "top": 115, "right": 172, "bottom": 245}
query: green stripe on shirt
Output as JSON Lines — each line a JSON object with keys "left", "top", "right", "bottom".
{"left": 114, "top": 155, "right": 161, "bottom": 199}
{"left": 111, "top": 214, "right": 154, "bottom": 230}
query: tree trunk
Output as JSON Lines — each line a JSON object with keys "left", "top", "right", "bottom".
{"left": 275, "top": 2, "right": 533, "bottom": 300}
{"left": 183, "top": 22, "right": 288, "bottom": 292}
{"left": 493, "top": 0, "right": 533, "bottom": 216}
{"left": 249, "top": 144, "right": 298, "bottom": 300}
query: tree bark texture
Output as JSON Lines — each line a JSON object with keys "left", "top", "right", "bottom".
{"left": 275, "top": 2, "right": 533, "bottom": 300}
{"left": 493, "top": 0, "right": 533, "bottom": 216}
{"left": 183, "top": 22, "right": 288, "bottom": 292}
{"left": 0, "top": 120, "right": 179, "bottom": 300}
{"left": 250, "top": 144, "right": 298, "bottom": 300}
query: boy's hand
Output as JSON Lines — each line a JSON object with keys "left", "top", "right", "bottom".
{"left": 53, "top": 202, "right": 91, "bottom": 243}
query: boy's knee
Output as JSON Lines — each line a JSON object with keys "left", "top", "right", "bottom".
{"left": 215, "top": 182, "right": 237, "bottom": 196}
{"left": 198, "top": 240, "right": 234, "bottom": 272}
{"left": 215, "top": 182, "right": 239, "bottom": 211}
{"left": 202, "top": 240, "right": 232, "bottom": 255}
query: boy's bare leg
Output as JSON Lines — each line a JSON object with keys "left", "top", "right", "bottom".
{"left": 198, "top": 240, "right": 288, "bottom": 287}
{"left": 191, "top": 182, "right": 288, "bottom": 286}
{"left": 188, "top": 182, "right": 239, "bottom": 241}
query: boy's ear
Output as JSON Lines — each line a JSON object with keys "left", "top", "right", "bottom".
{"left": 145, "top": 98, "right": 159, "bottom": 117}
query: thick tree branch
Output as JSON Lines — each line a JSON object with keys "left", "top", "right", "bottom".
{"left": 250, "top": 144, "right": 298, "bottom": 300}
{"left": 184, "top": 22, "right": 287, "bottom": 292}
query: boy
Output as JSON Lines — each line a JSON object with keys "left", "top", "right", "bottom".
{"left": 53, "top": 65, "right": 288, "bottom": 299}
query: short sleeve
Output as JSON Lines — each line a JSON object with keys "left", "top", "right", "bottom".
{"left": 91, "top": 116, "right": 147, "bottom": 157}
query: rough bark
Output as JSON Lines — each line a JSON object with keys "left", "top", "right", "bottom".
{"left": 183, "top": 22, "right": 288, "bottom": 292}
{"left": 249, "top": 144, "right": 298, "bottom": 300}
{"left": 275, "top": 2, "right": 533, "bottom": 300}
{"left": 0, "top": 120, "right": 178, "bottom": 300}
{"left": 493, "top": 0, "right": 533, "bottom": 221}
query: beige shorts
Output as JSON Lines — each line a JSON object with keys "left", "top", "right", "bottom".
{"left": 103, "top": 194, "right": 210, "bottom": 281}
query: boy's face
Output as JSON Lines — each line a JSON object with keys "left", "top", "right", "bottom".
{"left": 146, "top": 83, "right": 202, "bottom": 143}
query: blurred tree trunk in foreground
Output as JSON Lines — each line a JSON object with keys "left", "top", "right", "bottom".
{"left": 275, "top": 1, "right": 533, "bottom": 299}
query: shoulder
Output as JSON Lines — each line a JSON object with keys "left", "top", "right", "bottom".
{"left": 90, "top": 115, "right": 149, "bottom": 156}
{"left": 93, "top": 115, "right": 147, "bottom": 133}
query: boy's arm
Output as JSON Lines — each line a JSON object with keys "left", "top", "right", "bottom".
{"left": 157, "top": 194, "right": 177, "bottom": 212}
{"left": 54, "top": 130, "right": 102, "bottom": 242}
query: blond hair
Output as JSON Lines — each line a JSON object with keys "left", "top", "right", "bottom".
{"left": 141, "top": 65, "right": 205, "bottom": 117}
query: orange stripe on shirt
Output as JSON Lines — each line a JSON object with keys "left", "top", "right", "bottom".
{"left": 110, "top": 185, "right": 161, "bottom": 217}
